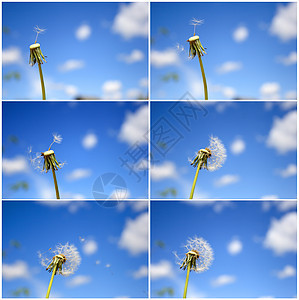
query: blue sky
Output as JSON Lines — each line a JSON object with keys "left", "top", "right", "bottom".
{"left": 2, "top": 201, "right": 148, "bottom": 298}
{"left": 2, "top": 2, "right": 148, "bottom": 100}
{"left": 151, "top": 201, "right": 297, "bottom": 298}
{"left": 150, "top": 101, "right": 297, "bottom": 199}
{"left": 3, "top": 102, "right": 148, "bottom": 199}
{"left": 151, "top": 2, "right": 297, "bottom": 100}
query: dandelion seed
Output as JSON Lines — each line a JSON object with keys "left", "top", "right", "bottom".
{"left": 174, "top": 236, "right": 214, "bottom": 298}
{"left": 39, "top": 243, "right": 81, "bottom": 298}
{"left": 189, "top": 136, "right": 226, "bottom": 199}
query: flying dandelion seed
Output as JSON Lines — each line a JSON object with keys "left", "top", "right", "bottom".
{"left": 189, "top": 136, "right": 226, "bottom": 199}
{"left": 174, "top": 236, "right": 214, "bottom": 298}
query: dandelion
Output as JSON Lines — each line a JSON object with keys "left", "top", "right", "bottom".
{"left": 174, "top": 236, "right": 214, "bottom": 298}
{"left": 29, "top": 26, "right": 47, "bottom": 100}
{"left": 187, "top": 18, "right": 208, "bottom": 100}
{"left": 29, "top": 134, "right": 65, "bottom": 199}
{"left": 38, "top": 243, "right": 81, "bottom": 298}
{"left": 189, "top": 136, "right": 226, "bottom": 199}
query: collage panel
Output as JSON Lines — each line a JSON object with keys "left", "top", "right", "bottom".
{"left": 2, "top": 200, "right": 149, "bottom": 298}
{"left": 150, "top": 101, "right": 297, "bottom": 199}
{"left": 151, "top": 200, "right": 297, "bottom": 298}
{"left": 150, "top": 2, "right": 296, "bottom": 101}
{"left": 2, "top": 102, "right": 148, "bottom": 199}
{"left": 2, "top": 2, "right": 148, "bottom": 100}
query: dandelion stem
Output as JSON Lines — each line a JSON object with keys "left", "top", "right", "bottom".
{"left": 198, "top": 55, "right": 208, "bottom": 100}
{"left": 189, "top": 162, "right": 201, "bottom": 199}
{"left": 46, "top": 263, "right": 57, "bottom": 298}
{"left": 51, "top": 165, "right": 60, "bottom": 199}
{"left": 38, "top": 62, "right": 46, "bottom": 100}
{"left": 183, "top": 260, "right": 191, "bottom": 298}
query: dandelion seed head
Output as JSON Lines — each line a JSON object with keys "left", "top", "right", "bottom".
{"left": 174, "top": 236, "right": 214, "bottom": 273}
{"left": 207, "top": 136, "right": 227, "bottom": 171}
{"left": 38, "top": 243, "right": 81, "bottom": 276}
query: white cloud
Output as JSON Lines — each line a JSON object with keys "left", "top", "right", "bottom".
{"left": 3, "top": 156, "right": 28, "bottom": 175}
{"left": 67, "top": 168, "right": 92, "bottom": 181}
{"left": 65, "top": 85, "right": 78, "bottom": 97}
{"left": 151, "top": 260, "right": 174, "bottom": 280}
{"left": 67, "top": 275, "right": 91, "bottom": 287}
{"left": 119, "top": 49, "right": 144, "bottom": 64}
{"left": 82, "top": 239, "right": 98, "bottom": 255}
{"left": 260, "top": 82, "right": 280, "bottom": 99}
{"left": 269, "top": 3, "right": 297, "bottom": 42}
{"left": 112, "top": 2, "right": 148, "bottom": 39}
{"left": 280, "top": 101, "right": 297, "bottom": 110}
{"left": 222, "top": 87, "right": 236, "bottom": 99}
{"left": 217, "top": 61, "right": 242, "bottom": 74}
{"left": 214, "top": 175, "right": 240, "bottom": 187}
{"left": 227, "top": 237, "right": 243, "bottom": 255}
{"left": 261, "top": 195, "right": 279, "bottom": 201}
{"left": 230, "top": 138, "right": 246, "bottom": 155}
{"left": 131, "top": 201, "right": 148, "bottom": 212}
{"left": 139, "top": 77, "right": 148, "bottom": 88}
{"left": 278, "top": 164, "right": 297, "bottom": 178}
{"left": 211, "top": 275, "right": 236, "bottom": 287}
{"left": 3, "top": 46, "right": 22, "bottom": 65}
{"left": 277, "top": 51, "right": 297, "bottom": 66}
{"left": 261, "top": 201, "right": 296, "bottom": 212}
{"left": 110, "top": 189, "right": 130, "bottom": 200}
{"left": 58, "top": 59, "right": 85, "bottom": 72}
{"left": 3, "top": 261, "right": 30, "bottom": 280}
{"left": 126, "top": 88, "right": 142, "bottom": 99}
{"left": 151, "top": 161, "right": 178, "bottom": 181}
{"left": 233, "top": 26, "right": 249, "bottom": 42}
{"left": 263, "top": 211, "right": 297, "bottom": 255}
{"left": 276, "top": 265, "right": 296, "bottom": 279}
{"left": 118, "top": 105, "right": 148, "bottom": 145}
{"left": 132, "top": 265, "right": 148, "bottom": 279}
{"left": 266, "top": 110, "right": 297, "bottom": 154}
{"left": 151, "top": 49, "right": 179, "bottom": 68}
{"left": 75, "top": 24, "right": 91, "bottom": 41}
{"left": 284, "top": 91, "right": 297, "bottom": 100}
{"left": 118, "top": 212, "right": 148, "bottom": 255}
{"left": 82, "top": 133, "right": 98, "bottom": 149}
{"left": 102, "top": 80, "right": 122, "bottom": 100}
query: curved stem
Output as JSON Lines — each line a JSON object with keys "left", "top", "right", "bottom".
{"left": 51, "top": 165, "right": 60, "bottom": 199}
{"left": 189, "top": 162, "right": 201, "bottom": 199}
{"left": 38, "top": 62, "right": 46, "bottom": 100}
{"left": 198, "top": 55, "right": 208, "bottom": 100}
{"left": 183, "top": 261, "right": 191, "bottom": 298}
{"left": 46, "top": 263, "right": 57, "bottom": 298}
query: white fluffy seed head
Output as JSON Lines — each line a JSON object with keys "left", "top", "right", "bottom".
{"left": 38, "top": 243, "right": 81, "bottom": 276}
{"left": 174, "top": 236, "right": 214, "bottom": 273}
{"left": 207, "top": 136, "right": 227, "bottom": 171}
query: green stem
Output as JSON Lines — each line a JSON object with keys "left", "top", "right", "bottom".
{"left": 46, "top": 263, "right": 57, "bottom": 298}
{"left": 51, "top": 165, "right": 60, "bottom": 199}
{"left": 189, "top": 162, "right": 201, "bottom": 199}
{"left": 38, "top": 62, "right": 46, "bottom": 100}
{"left": 183, "top": 261, "right": 191, "bottom": 298}
{"left": 198, "top": 55, "right": 208, "bottom": 100}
